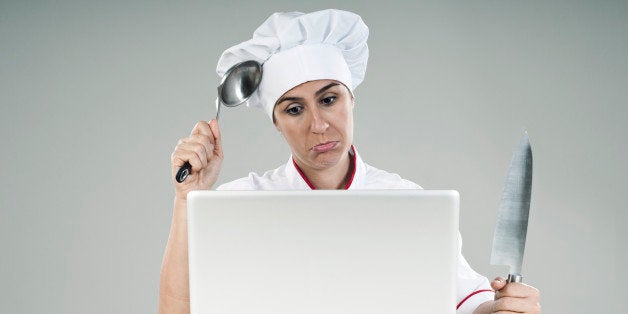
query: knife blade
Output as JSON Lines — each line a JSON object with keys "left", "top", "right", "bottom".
{"left": 490, "top": 132, "right": 533, "bottom": 283}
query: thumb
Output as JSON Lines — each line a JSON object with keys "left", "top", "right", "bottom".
{"left": 491, "top": 276, "right": 508, "bottom": 292}
{"left": 208, "top": 119, "right": 223, "bottom": 157}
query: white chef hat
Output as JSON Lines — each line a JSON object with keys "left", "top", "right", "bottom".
{"left": 216, "top": 9, "right": 369, "bottom": 120}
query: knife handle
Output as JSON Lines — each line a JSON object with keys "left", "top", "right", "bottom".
{"left": 507, "top": 274, "right": 523, "bottom": 283}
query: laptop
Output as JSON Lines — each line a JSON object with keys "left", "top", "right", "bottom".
{"left": 187, "top": 190, "right": 459, "bottom": 314}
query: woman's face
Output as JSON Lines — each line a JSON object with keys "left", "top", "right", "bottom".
{"left": 273, "top": 79, "right": 354, "bottom": 171}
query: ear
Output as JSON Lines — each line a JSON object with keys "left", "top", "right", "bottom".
{"left": 344, "top": 83, "right": 355, "bottom": 108}
{"left": 272, "top": 106, "right": 280, "bottom": 129}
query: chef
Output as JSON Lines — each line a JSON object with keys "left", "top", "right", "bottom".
{"left": 159, "top": 9, "right": 541, "bottom": 314}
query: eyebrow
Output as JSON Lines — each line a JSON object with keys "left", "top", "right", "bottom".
{"left": 315, "top": 82, "right": 340, "bottom": 96}
{"left": 275, "top": 82, "right": 341, "bottom": 106}
{"left": 276, "top": 96, "right": 304, "bottom": 106}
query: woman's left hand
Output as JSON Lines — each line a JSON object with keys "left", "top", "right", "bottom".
{"left": 489, "top": 276, "right": 541, "bottom": 313}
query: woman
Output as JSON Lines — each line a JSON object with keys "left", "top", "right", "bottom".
{"left": 160, "top": 9, "right": 541, "bottom": 314}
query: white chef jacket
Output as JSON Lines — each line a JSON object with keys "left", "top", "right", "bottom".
{"left": 217, "top": 146, "right": 494, "bottom": 313}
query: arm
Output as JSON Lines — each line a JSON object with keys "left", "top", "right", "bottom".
{"left": 159, "top": 198, "right": 191, "bottom": 313}
{"left": 472, "top": 277, "right": 541, "bottom": 314}
{"left": 159, "top": 120, "right": 223, "bottom": 314}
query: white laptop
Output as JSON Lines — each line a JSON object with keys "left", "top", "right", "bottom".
{"left": 187, "top": 190, "right": 459, "bottom": 314}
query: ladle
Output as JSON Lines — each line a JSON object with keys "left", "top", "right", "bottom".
{"left": 176, "top": 60, "right": 262, "bottom": 183}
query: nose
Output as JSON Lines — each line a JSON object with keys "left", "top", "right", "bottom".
{"left": 309, "top": 107, "right": 329, "bottom": 134}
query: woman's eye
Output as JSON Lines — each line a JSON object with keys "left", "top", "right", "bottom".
{"left": 321, "top": 96, "right": 336, "bottom": 105}
{"left": 286, "top": 105, "right": 303, "bottom": 115}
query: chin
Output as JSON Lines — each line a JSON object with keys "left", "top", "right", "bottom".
{"left": 310, "top": 146, "right": 346, "bottom": 167}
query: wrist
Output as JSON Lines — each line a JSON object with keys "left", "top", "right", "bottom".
{"left": 173, "top": 196, "right": 188, "bottom": 212}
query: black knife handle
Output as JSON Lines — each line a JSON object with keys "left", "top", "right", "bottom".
{"left": 176, "top": 162, "right": 191, "bottom": 183}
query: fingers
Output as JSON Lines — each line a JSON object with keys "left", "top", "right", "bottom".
{"left": 171, "top": 147, "right": 202, "bottom": 175}
{"left": 492, "top": 296, "right": 541, "bottom": 313}
{"left": 492, "top": 277, "right": 541, "bottom": 314}
{"left": 208, "top": 119, "right": 223, "bottom": 157}
{"left": 172, "top": 141, "right": 208, "bottom": 171}
{"left": 190, "top": 120, "right": 223, "bottom": 157}
{"left": 184, "top": 141, "right": 210, "bottom": 166}
{"left": 172, "top": 136, "right": 215, "bottom": 171}
{"left": 491, "top": 276, "right": 508, "bottom": 292}
{"left": 172, "top": 120, "right": 223, "bottom": 177}
{"left": 185, "top": 134, "right": 214, "bottom": 159}
{"left": 190, "top": 120, "right": 215, "bottom": 142}
{"left": 494, "top": 281, "right": 540, "bottom": 300}
{"left": 191, "top": 120, "right": 211, "bottom": 136}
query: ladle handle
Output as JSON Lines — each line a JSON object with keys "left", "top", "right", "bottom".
{"left": 177, "top": 86, "right": 222, "bottom": 183}
{"left": 215, "top": 84, "right": 223, "bottom": 120}
{"left": 175, "top": 162, "right": 191, "bottom": 183}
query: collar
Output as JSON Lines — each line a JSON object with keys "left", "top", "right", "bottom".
{"left": 286, "top": 145, "right": 364, "bottom": 190}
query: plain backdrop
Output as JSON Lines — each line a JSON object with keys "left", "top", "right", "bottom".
{"left": 1, "top": 1, "right": 626, "bottom": 313}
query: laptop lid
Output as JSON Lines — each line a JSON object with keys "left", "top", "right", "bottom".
{"left": 187, "top": 190, "right": 459, "bottom": 314}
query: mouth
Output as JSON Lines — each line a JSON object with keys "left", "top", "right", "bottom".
{"left": 311, "top": 141, "right": 339, "bottom": 153}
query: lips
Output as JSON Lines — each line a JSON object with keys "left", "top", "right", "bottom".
{"left": 312, "top": 141, "right": 338, "bottom": 153}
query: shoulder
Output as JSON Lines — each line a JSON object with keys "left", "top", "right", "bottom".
{"left": 216, "top": 163, "right": 290, "bottom": 191}
{"left": 362, "top": 162, "right": 422, "bottom": 189}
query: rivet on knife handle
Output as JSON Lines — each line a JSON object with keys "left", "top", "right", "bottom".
{"left": 508, "top": 274, "right": 523, "bottom": 283}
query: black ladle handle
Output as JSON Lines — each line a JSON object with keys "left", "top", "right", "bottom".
{"left": 176, "top": 162, "right": 191, "bottom": 183}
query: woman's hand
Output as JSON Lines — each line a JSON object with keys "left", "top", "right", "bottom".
{"left": 488, "top": 276, "right": 541, "bottom": 313}
{"left": 171, "top": 119, "right": 223, "bottom": 200}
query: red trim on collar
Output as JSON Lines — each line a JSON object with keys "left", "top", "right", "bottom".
{"left": 292, "top": 158, "right": 316, "bottom": 189}
{"left": 292, "top": 145, "right": 357, "bottom": 190}
{"left": 456, "top": 289, "right": 494, "bottom": 310}
{"left": 343, "top": 145, "right": 357, "bottom": 189}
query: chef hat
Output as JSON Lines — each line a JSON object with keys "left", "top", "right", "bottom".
{"left": 216, "top": 9, "right": 369, "bottom": 120}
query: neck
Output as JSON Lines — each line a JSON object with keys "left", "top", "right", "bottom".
{"left": 295, "top": 149, "right": 354, "bottom": 190}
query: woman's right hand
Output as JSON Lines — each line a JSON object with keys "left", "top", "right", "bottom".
{"left": 171, "top": 119, "right": 223, "bottom": 200}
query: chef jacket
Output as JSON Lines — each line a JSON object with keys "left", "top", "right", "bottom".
{"left": 217, "top": 146, "right": 495, "bottom": 313}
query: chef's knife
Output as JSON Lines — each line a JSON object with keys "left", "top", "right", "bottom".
{"left": 490, "top": 132, "right": 533, "bottom": 283}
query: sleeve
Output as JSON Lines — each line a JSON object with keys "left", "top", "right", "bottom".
{"left": 455, "top": 232, "right": 495, "bottom": 314}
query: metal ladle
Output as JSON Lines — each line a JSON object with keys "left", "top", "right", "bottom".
{"left": 176, "top": 60, "right": 262, "bottom": 183}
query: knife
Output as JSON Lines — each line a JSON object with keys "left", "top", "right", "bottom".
{"left": 490, "top": 132, "right": 533, "bottom": 283}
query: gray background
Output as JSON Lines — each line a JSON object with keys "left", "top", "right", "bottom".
{"left": 1, "top": 0, "right": 625, "bottom": 313}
